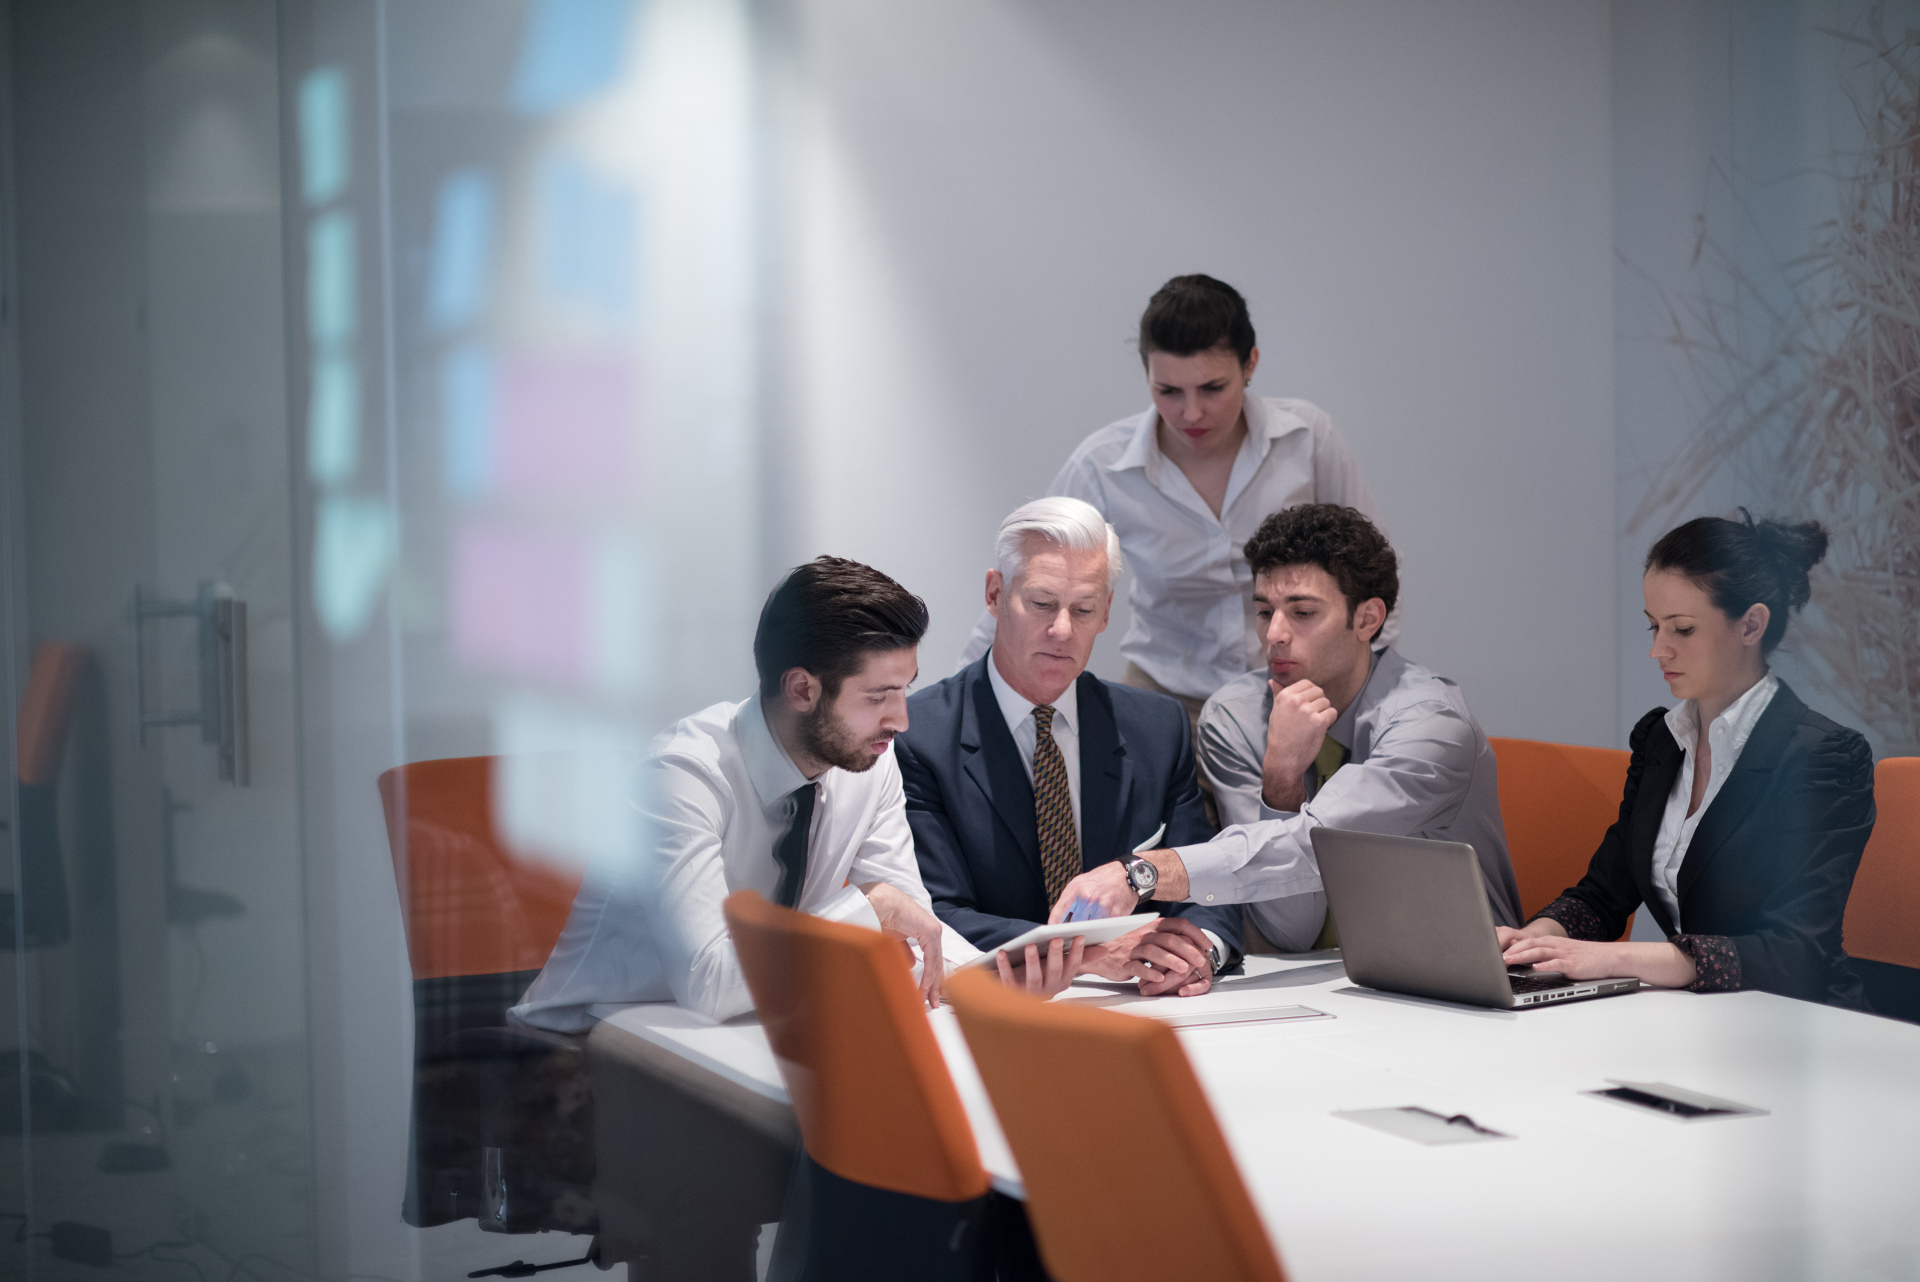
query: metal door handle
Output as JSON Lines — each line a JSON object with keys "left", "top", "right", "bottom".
{"left": 133, "top": 584, "right": 249, "bottom": 785}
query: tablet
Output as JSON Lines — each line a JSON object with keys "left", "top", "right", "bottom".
{"left": 957, "top": 913, "right": 1160, "bottom": 969}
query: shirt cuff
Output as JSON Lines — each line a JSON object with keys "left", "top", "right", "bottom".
{"left": 1174, "top": 841, "right": 1237, "bottom": 909}
{"left": 1200, "top": 929, "right": 1224, "bottom": 970}
{"left": 815, "top": 883, "right": 881, "bottom": 931}
{"left": 1531, "top": 895, "right": 1607, "bottom": 941}
{"left": 1671, "top": 934, "right": 1742, "bottom": 992}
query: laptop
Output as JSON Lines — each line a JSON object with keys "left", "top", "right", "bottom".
{"left": 1309, "top": 828, "right": 1641, "bottom": 1009}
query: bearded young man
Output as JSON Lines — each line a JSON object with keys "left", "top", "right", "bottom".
{"left": 1046, "top": 505, "right": 1521, "bottom": 947}
{"left": 514, "top": 557, "right": 1020, "bottom": 1030}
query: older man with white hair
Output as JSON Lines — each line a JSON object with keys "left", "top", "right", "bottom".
{"left": 894, "top": 497, "right": 1243, "bottom": 995}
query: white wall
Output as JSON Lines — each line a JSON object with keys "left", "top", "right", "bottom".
{"left": 778, "top": 0, "right": 1618, "bottom": 746}
{"left": 1611, "top": 0, "right": 1920, "bottom": 757}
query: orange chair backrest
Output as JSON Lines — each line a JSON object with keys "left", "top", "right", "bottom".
{"left": 377, "top": 755, "right": 585, "bottom": 981}
{"left": 16, "top": 642, "right": 87, "bottom": 787}
{"left": 946, "top": 969, "right": 1286, "bottom": 1282}
{"left": 1489, "top": 737, "right": 1631, "bottom": 921}
{"left": 723, "top": 891, "right": 988, "bottom": 1202}
{"left": 1844, "top": 757, "right": 1920, "bottom": 969}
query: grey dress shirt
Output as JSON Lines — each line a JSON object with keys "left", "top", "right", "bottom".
{"left": 1189, "top": 648, "right": 1522, "bottom": 948}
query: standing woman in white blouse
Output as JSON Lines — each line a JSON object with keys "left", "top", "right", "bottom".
{"left": 1500, "top": 513, "right": 1876, "bottom": 1006}
{"left": 959, "top": 275, "right": 1391, "bottom": 729}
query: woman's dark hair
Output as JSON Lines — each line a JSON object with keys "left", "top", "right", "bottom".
{"left": 1644, "top": 510, "right": 1829, "bottom": 654}
{"left": 1243, "top": 504, "right": 1399, "bottom": 632}
{"left": 1137, "top": 274, "right": 1257, "bottom": 367}
{"left": 754, "top": 556, "right": 929, "bottom": 699}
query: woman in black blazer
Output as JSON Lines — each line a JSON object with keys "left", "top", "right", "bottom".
{"left": 1499, "top": 513, "right": 1875, "bottom": 1006}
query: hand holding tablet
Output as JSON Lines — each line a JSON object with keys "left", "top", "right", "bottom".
{"left": 957, "top": 913, "right": 1161, "bottom": 970}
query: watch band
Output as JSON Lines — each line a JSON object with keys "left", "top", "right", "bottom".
{"left": 1123, "top": 854, "right": 1157, "bottom": 901}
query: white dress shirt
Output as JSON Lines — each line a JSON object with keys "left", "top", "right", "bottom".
{"left": 985, "top": 652, "right": 1082, "bottom": 837}
{"left": 1648, "top": 673, "right": 1779, "bottom": 928}
{"left": 511, "top": 694, "right": 978, "bottom": 1029}
{"left": 959, "top": 395, "right": 1390, "bottom": 703}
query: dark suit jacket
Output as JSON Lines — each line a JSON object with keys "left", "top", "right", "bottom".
{"left": 895, "top": 656, "right": 1241, "bottom": 957}
{"left": 1551, "top": 680, "right": 1874, "bottom": 1006}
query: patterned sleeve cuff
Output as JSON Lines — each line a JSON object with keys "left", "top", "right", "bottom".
{"left": 1530, "top": 895, "right": 1607, "bottom": 941}
{"left": 1671, "top": 934, "right": 1742, "bottom": 992}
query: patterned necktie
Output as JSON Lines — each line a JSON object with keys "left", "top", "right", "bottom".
{"left": 773, "top": 783, "right": 817, "bottom": 909}
{"left": 1310, "top": 738, "right": 1348, "bottom": 949}
{"left": 1032, "top": 705, "right": 1081, "bottom": 908}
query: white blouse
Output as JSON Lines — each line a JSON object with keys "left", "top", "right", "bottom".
{"left": 958, "top": 395, "right": 1389, "bottom": 703}
{"left": 1648, "top": 672, "right": 1779, "bottom": 928}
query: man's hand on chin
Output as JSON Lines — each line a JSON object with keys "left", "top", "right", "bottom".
{"left": 858, "top": 880, "right": 944, "bottom": 1010}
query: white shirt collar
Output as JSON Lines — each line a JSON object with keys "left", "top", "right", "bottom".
{"left": 985, "top": 648, "right": 1079, "bottom": 738}
{"left": 1110, "top": 392, "right": 1308, "bottom": 475}
{"left": 740, "top": 692, "right": 814, "bottom": 808}
{"left": 1664, "top": 670, "right": 1779, "bottom": 757}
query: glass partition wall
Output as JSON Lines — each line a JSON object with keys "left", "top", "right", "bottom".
{"left": 0, "top": 1, "right": 765, "bottom": 1277}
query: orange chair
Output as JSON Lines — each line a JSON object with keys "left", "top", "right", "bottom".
{"left": 377, "top": 755, "right": 584, "bottom": 983}
{"left": 376, "top": 755, "right": 594, "bottom": 1236}
{"left": 724, "top": 891, "right": 1003, "bottom": 1280}
{"left": 1844, "top": 757, "right": 1920, "bottom": 969}
{"left": 7, "top": 642, "right": 87, "bottom": 950}
{"left": 1490, "top": 737, "right": 1632, "bottom": 932}
{"left": 947, "top": 968, "right": 1286, "bottom": 1282}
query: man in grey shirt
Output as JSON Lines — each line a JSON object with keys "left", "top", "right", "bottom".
{"left": 1046, "top": 504, "right": 1522, "bottom": 945}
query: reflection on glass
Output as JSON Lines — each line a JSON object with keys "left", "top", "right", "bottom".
{"left": 305, "top": 211, "right": 356, "bottom": 347}
{"left": 429, "top": 168, "right": 498, "bottom": 333}
{"left": 297, "top": 64, "right": 349, "bottom": 205}
{"left": 315, "top": 495, "right": 396, "bottom": 642}
{"left": 537, "top": 153, "right": 637, "bottom": 321}
{"left": 306, "top": 352, "right": 360, "bottom": 484}
{"left": 441, "top": 342, "right": 498, "bottom": 499}
{"left": 511, "top": 0, "right": 637, "bottom": 116}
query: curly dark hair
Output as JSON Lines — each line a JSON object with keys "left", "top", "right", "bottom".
{"left": 754, "top": 557, "right": 929, "bottom": 698}
{"left": 1243, "top": 504, "right": 1398, "bottom": 630}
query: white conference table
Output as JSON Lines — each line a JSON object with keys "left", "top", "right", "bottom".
{"left": 597, "top": 955, "right": 1920, "bottom": 1281}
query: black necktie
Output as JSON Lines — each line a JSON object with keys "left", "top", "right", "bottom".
{"left": 773, "top": 783, "right": 817, "bottom": 909}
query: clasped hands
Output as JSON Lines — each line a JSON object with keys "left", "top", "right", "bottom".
{"left": 861, "top": 876, "right": 1215, "bottom": 1008}
{"left": 996, "top": 916, "right": 1216, "bottom": 999}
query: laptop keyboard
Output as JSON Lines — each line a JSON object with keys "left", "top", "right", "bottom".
{"left": 1507, "top": 971, "right": 1569, "bottom": 994}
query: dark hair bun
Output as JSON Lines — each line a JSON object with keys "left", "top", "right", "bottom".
{"left": 1138, "top": 275, "right": 1257, "bottom": 366}
{"left": 1645, "top": 509, "right": 1829, "bottom": 654}
{"left": 1749, "top": 515, "right": 1828, "bottom": 614}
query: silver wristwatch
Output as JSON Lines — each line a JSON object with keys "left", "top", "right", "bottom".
{"left": 1121, "top": 854, "right": 1159, "bottom": 902}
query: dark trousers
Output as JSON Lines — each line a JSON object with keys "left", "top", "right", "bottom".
{"left": 768, "top": 1152, "right": 1049, "bottom": 1282}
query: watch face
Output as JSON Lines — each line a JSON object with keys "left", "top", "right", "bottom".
{"left": 1131, "top": 859, "right": 1157, "bottom": 893}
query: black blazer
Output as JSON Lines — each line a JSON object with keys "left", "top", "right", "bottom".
{"left": 1554, "top": 680, "right": 1874, "bottom": 1006}
{"left": 894, "top": 657, "right": 1240, "bottom": 956}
